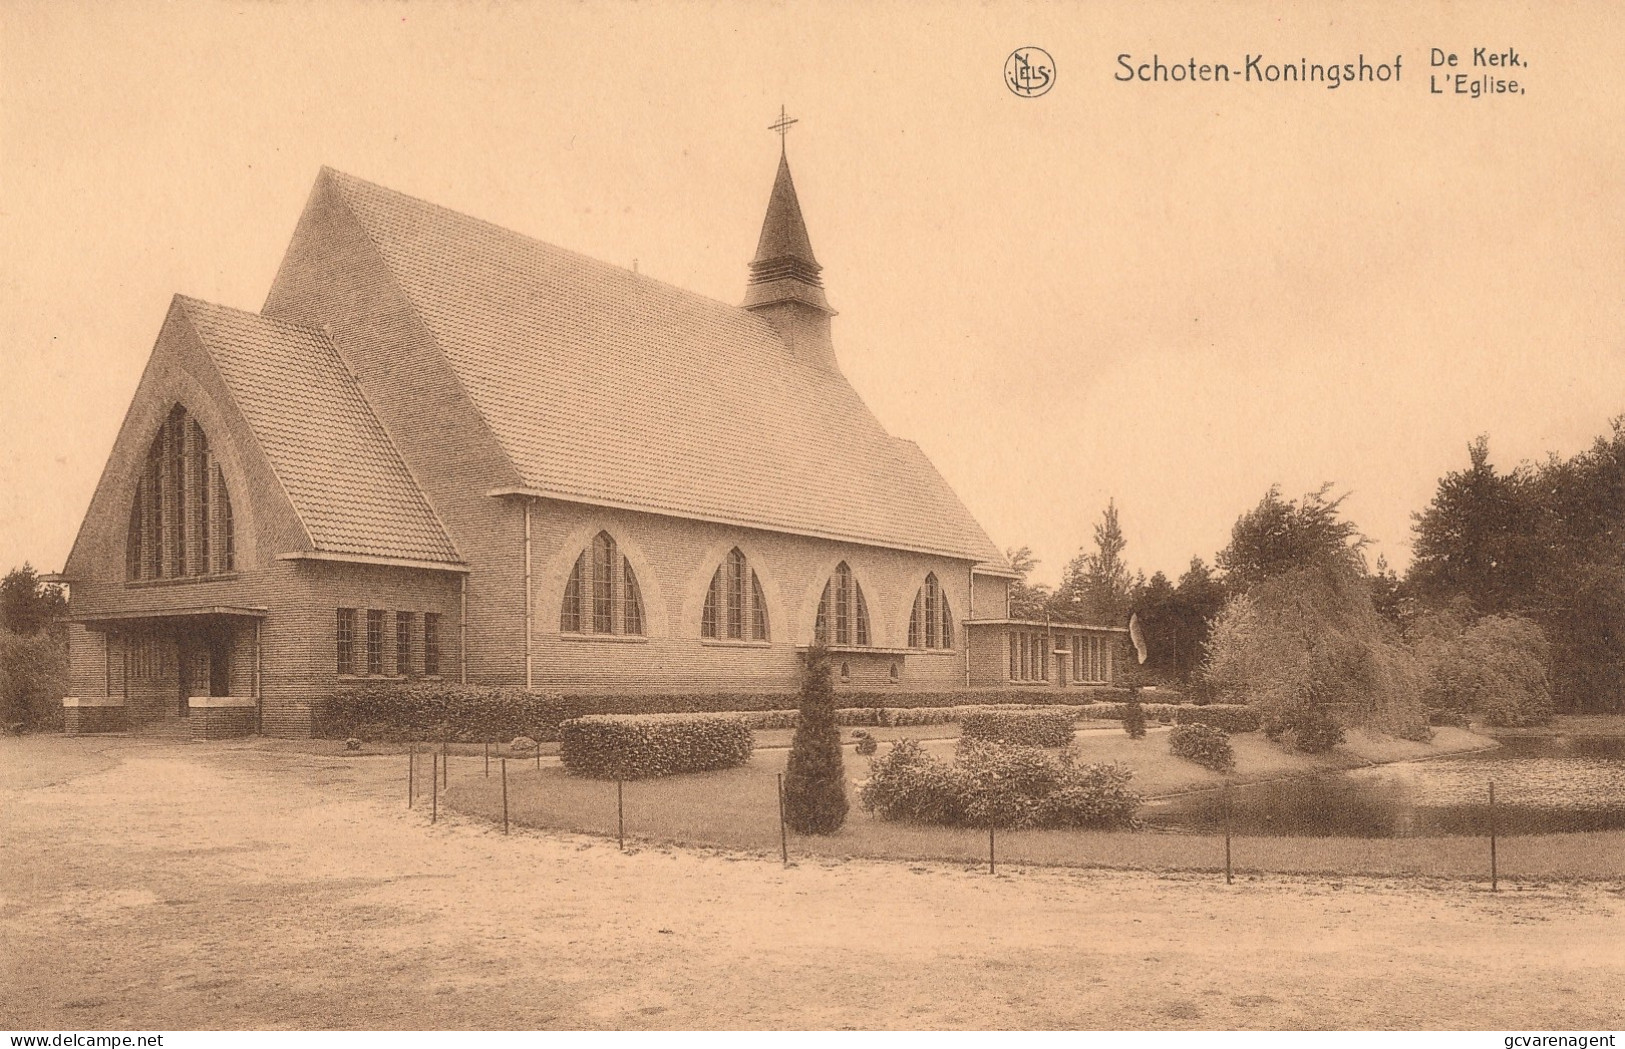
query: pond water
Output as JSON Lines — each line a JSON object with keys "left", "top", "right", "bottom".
{"left": 1142, "top": 735, "right": 1625, "bottom": 837}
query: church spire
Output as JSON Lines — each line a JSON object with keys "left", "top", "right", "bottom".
{"left": 743, "top": 152, "right": 830, "bottom": 312}
{"left": 744, "top": 111, "right": 837, "bottom": 369}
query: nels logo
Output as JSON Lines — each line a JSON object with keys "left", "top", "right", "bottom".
{"left": 1005, "top": 47, "right": 1055, "bottom": 97}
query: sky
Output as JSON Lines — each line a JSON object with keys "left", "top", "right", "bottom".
{"left": 2, "top": 1, "right": 1622, "bottom": 589}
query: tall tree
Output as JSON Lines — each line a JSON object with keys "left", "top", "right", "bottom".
{"left": 1057, "top": 500, "right": 1135, "bottom": 624}
{"left": 1406, "top": 420, "right": 1625, "bottom": 712}
{"left": 1408, "top": 436, "right": 1535, "bottom": 615}
{"left": 1171, "top": 557, "right": 1226, "bottom": 681}
{"left": 0, "top": 565, "right": 67, "bottom": 637}
{"left": 1217, "top": 484, "right": 1367, "bottom": 593}
{"left": 1004, "top": 545, "right": 1052, "bottom": 620}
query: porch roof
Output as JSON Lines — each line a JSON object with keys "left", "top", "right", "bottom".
{"left": 71, "top": 605, "right": 269, "bottom": 628}
{"left": 964, "top": 618, "right": 1129, "bottom": 633}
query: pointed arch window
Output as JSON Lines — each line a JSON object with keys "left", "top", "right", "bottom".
{"left": 126, "top": 405, "right": 235, "bottom": 581}
{"left": 559, "top": 531, "right": 645, "bottom": 636}
{"left": 815, "top": 562, "right": 871, "bottom": 647}
{"left": 703, "top": 548, "right": 769, "bottom": 641}
{"left": 908, "top": 573, "right": 955, "bottom": 650}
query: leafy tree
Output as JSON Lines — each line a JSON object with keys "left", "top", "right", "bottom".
{"left": 1128, "top": 571, "right": 1179, "bottom": 680}
{"left": 0, "top": 629, "right": 68, "bottom": 731}
{"left": 1409, "top": 437, "right": 1535, "bottom": 616}
{"left": 1416, "top": 614, "right": 1553, "bottom": 727}
{"left": 1368, "top": 554, "right": 1404, "bottom": 626}
{"left": 1127, "top": 559, "right": 1228, "bottom": 685}
{"left": 1406, "top": 421, "right": 1625, "bottom": 712}
{"left": 1172, "top": 557, "right": 1226, "bottom": 677}
{"left": 1004, "top": 545, "right": 1052, "bottom": 620}
{"left": 782, "top": 645, "right": 848, "bottom": 834}
{"left": 1, "top": 565, "right": 67, "bottom": 637}
{"left": 1203, "top": 565, "right": 1427, "bottom": 746}
{"left": 1056, "top": 500, "right": 1137, "bottom": 624}
{"left": 1217, "top": 484, "right": 1368, "bottom": 593}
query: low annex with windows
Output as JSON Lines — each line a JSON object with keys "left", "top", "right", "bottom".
{"left": 1008, "top": 627, "right": 1118, "bottom": 684}
{"left": 337, "top": 607, "right": 442, "bottom": 678}
{"left": 561, "top": 532, "right": 646, "bottom": 637}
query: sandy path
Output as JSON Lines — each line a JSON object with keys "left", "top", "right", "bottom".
{"left": 0, "top": 736, "right": 1621, "bottom": 1031}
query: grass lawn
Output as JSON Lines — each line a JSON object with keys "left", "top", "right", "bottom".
{"left": 442, "top": 726, "right": 1624, "bottom": 882}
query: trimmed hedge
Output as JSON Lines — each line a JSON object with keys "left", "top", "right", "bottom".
{"left": 961, "top": 709, "right": 1077, "bottom": 747}
{"left": 559, "top": 713, "right": 754, "bottom": 779}
{"left": 1172, "top": 705, "right": 1260, "bottom": 733}
{"left": 314, "top": 684, "right": 1146, "bottom": 742}
{"left": 1167, "top": 723, "right": 1236, "bottom": 772}
{"left": 313, "top": 683, "right": 1214, "bottom": 744}
{"left": 1077, "top": 702, "right": 1180, "bottom": 722}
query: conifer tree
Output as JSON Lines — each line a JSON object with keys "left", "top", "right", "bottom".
{"left": 783, "top": 645, "right": 849, "bottom": 833}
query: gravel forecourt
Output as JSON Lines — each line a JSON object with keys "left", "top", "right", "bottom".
{"left": 1, "top": 734, "right": 1622, "bottom": 1031}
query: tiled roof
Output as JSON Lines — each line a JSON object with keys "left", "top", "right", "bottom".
{"left": 176, "top": 297, "right": 463, "bottom": 565}
{"left": 321, "top": 168, "right": 1006, "bottom": 566}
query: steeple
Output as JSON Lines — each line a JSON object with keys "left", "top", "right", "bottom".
{"left": 743, "top": 154, "right": 830, "bottom": 313}
{"left": 743, "top": 116, "right": 837, "bottom": 369}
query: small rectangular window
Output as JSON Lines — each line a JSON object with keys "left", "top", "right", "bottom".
{"left": 424, "top": 612, "right": 441, "bottom": 677}
{"left": 396, "top": 611, "right": 413, "bottom": 675}
{"left": 366, "top": 609, "right": 384, "bottom": 675}
{"left": 336, "top": 608, "right": 355, "bottom": 675}
{"left": 1008, "top": 631, "right": 1018, "bottom": 680}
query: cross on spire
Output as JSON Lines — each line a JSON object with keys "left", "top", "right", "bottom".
{"left": 768, "top": 105, "right": 798, "bottom": 154}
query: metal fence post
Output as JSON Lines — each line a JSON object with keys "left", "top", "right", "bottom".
{"left": 1224, "top": 781, "right": 1233, "bottom": 886}
{"left": 617, "top": 779, "right": 625, "bottom": 850}
{"left": 777, "top": 773, "right": 788, "bottom": 866}
{"left": 431, "top": 751, "right": 439, "bottom": 824}
{"left": 1489, "top": 780, "right": 1498, "bottom": 892}
{"left": 408, "top": 747, "right": 414, "bottom": 809}
{"left": 502, "top": 758, "right": 509, "bottom": 835}
{"left": 988, "top": 825, "right": 996, "bottom": 876}
{"left": 484, "top": 740, "right": 490, "bottom": 777}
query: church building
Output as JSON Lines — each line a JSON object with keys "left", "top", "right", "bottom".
{"left": 57, "top": 143, "right": 1124, "bottom": 736}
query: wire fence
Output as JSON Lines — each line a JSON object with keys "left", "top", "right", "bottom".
{"left": 397, "top": 738, "right": 1625, "bottom": 887}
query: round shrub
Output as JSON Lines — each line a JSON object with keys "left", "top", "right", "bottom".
{"left": 860, "top": 738, "right": 1140, "bottom": 829}
{"left": 852, "top": 730, "right": 878, "bottom": 756}
{"left": 1262, "top": 701, "right": 1344, "bottom": 753}
{"left": 1167, "top": 723, "right": 1235, "bottom": 772}
{"left": 559, "top": 713, "right": 753, "bottom": 779}
{"left": 960, "top": 709, "right": 1076, "bottom": 748}
{"left": 858, "top": 739, "right": 968, "bottom": 825}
